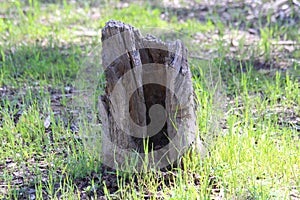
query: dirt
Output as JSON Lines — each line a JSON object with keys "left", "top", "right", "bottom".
{"left": 155, "top": 0, "right": 300, "bottom": 73}
{"left": 1, "top": 0, "right": 300, "bottom": 199}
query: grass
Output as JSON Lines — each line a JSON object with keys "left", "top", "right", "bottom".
{"left": 0, "top": 0, "right": 299, "bottom": 199}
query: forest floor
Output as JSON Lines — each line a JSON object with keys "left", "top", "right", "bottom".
{"left": 0, "top": 0, "right": 299, "bottom": 199}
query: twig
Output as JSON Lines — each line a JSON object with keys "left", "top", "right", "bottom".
{"left": 271, "top": 41, "right": 300, "bottom": 46}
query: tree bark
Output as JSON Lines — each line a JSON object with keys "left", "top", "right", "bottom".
{"left": 99, "top": 20, "right": 205, "bottom": 171}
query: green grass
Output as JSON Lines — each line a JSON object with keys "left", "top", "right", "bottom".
{"left": 0, "top": 0, "right": 299, "bottom": 199}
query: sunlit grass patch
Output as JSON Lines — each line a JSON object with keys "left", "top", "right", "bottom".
{"left": 0, "top": 0, "right": 299, "bottom": 199}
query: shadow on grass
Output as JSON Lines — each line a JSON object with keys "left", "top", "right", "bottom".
{"left": 1, "top": 10, "right": 299, "bottom": 197}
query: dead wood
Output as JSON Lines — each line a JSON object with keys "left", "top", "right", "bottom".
{"left": 99, "top": 20, "right": 205, "bottom": 170}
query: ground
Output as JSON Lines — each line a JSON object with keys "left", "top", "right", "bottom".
{"left": 0, "top": 0, "right": 299, "bottom": 199}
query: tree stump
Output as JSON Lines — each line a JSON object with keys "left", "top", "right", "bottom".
{"left": 99, "top": 20, "right": 205, "bottom": 171}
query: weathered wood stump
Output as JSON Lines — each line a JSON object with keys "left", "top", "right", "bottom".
{"left": 99, "top": 20, "right": 205, "bottom": 171}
